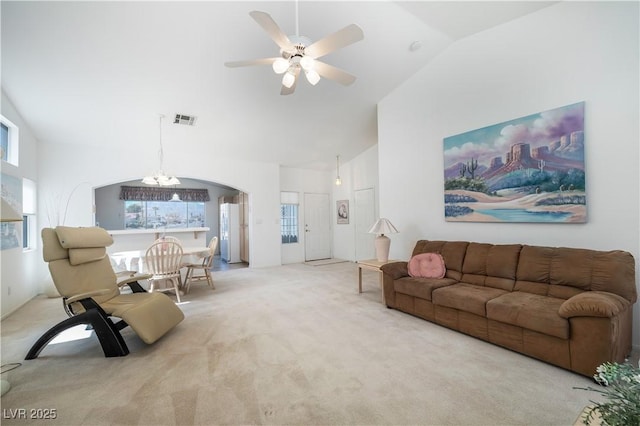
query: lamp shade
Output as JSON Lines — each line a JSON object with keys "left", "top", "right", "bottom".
{"left": 272, "top": 58, "right": 289, "bottom": 74}
{"left": 305, "top": 70, "right": 320, "bottom": 86}
{"left": 368, "top": 218, "right": 398, "bottom": 235}
{"left": 300, "top": 56, "right": 314, "bottom": 71}
{"left": 141, "top": 176, "right": 159, "bottom": 185}
{"left": 282, "top": 71, "right": 296, "bottom": 88}
{"left": 1, "top": 197, "right": 23, "bottom": 222}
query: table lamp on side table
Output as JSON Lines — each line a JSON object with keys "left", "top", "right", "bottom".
{"left": 368, "top": 218, "right": 398, "bottom": 262}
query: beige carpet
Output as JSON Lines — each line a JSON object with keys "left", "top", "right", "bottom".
{"left": 0, "top": 262, "right": 608, "bottom": 425}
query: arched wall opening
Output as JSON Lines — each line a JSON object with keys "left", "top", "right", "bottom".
{"left": 94, "top": 177, "right": 249, "bottom": 265}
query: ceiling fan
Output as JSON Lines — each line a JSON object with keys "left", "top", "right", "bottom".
{"left": 225, "top": 9, "right": 364, "bottom": 95}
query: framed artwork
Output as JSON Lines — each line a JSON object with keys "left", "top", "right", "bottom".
{"left": 443, "top": 102, "right": 586, "bottom": 223}
{"left": 1, "top": 173, "right": 22, "bottom": 250}
{"left": 337, "top": 200, "right": 349, "bottom": 224}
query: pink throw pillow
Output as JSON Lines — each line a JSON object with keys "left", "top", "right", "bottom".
{"left": 408, "top": 253, "right": 446, "bottom": 279}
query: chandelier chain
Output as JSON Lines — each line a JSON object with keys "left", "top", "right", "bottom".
{"left": 158, "top": 114, "right": 165, "bottom": 171}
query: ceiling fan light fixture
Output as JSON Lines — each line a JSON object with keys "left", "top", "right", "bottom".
{"left": 305, "top": 69, "right": 320, "bottom": 86}
{"left": 272, "top": 57, "right": 289, "bottom": 74}
{"left": 299, "top": 56, "right": 314, "bottom": 71}
{"left": 225, "top": 10, "right": 364, "bottom": 95}
{"left": 282, "top": 71, "right": 296, "bottom": 88}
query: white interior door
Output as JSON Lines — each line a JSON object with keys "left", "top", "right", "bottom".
{"left": 304, "top": 193, "right": 331, "bottom": 261}
{"left": 355, "top": 188, "right": 376, "bottom": 260}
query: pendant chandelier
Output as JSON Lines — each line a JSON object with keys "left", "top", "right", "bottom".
{"left": 142, "top": 114, "right": 180, "bottom": 186}
{"left": 335, "top": 155, "right": 342, "bottom": 186}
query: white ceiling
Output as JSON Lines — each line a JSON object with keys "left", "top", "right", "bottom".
{"left": 1, "top": 1, "right": 555, "bottom": 171}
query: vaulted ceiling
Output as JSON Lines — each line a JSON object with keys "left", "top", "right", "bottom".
{"left": 1, "top": 1, "right": 555, "bottom": 170}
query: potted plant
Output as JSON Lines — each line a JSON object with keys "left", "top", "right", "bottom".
{"left": 575, "top": 361, "right": 640, "bottom": 425}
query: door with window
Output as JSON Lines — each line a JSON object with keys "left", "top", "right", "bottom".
{"left": 304, "top": 193, "right": 331, "bottom": 261}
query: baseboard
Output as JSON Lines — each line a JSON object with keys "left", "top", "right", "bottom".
{"left": 1, "top": 294, "right": 39, "bottom": 321}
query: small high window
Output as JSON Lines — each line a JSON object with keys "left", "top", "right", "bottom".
{"left": 1, "top": 123, "right": 8, "bottom": 161}
{"left": 1, "top": 115, "right": 19, "bottom": 166}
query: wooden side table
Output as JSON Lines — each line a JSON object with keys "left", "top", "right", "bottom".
{"left": 357, "top": 259, "right": 398, "bottom": 303}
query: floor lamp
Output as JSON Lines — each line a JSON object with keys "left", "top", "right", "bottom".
{"left": 368, "top": 218, "right": 398, "bottom": 262}
{"left": 1, "top": 197, "right": 23, "bottom": 396}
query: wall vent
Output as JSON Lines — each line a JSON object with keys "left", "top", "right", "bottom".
{"left": 174, "top": 114, "right": 197, "bottom": 126}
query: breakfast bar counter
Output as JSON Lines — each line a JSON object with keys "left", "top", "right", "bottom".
{"left": 107, "top": 227, "right": 210, "bottom": 253}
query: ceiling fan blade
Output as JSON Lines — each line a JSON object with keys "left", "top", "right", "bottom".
{"left": 249, "top": 11, "right": 293, "bottom": 51}
{"left": 304, "top": 24, "right": 364, "bottom": 59}
{"left": 224, "top": 57, "right": 279, "bottom": 68}
{"left": 281, "top": 68, "right": 300, "bottom": 96}
{"left": 314, "top": 61, "right": 357, "bottom": 86}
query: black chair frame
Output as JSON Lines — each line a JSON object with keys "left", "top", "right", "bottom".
{"left": 25, "top": 280, "right": 147, "bottom": 360}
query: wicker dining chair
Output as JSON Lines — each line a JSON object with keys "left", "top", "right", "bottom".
{"left": 145, "top": 240, "right": 184, "bottom": 303}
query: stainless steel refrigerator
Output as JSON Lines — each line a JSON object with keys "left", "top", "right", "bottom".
{"left": 220, "top": 203, "right": 241, "bottom": 263}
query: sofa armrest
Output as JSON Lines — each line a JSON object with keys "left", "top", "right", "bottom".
{"left": 381, "top": 261, "right": 409, "bottom": 279}
{"left": 559, "top": 291, "right": 630, "bottom": 319}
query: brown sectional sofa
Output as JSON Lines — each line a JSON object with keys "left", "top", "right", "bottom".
{"left": 381, "top": 240, "right": 637, "bottom": 377}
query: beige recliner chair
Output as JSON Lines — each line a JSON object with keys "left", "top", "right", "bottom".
{"left": 26, "top": 226, "right": 184, "bottom": 359}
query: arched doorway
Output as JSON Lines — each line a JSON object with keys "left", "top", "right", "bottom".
{"left": 94, "top": 177, "right": 249, "bottom": 268}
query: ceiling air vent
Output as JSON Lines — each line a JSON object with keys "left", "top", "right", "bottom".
{"left": 174, "top": 114, "right": 197, "bottom": 126}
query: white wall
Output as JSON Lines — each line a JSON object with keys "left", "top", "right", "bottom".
{"left": 332, "top": 145, "right": 379, "bottom": 261}
{"left": 1, "top": 92, "right": 43, "bottom": 318}
{"left": 378, "top": 2, "right": 640, "bottom": 346}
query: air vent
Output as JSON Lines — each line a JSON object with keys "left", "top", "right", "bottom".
{"left": 173, "top": 114, "right": 197, "bottom": 126}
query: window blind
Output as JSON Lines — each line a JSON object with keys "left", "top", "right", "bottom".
{"left": 119, "top": 186, "right": 210, "bottom": 202}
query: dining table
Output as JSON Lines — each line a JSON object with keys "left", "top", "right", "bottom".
{"left": 109, "top": 246, "right": 212, "bottom": 275}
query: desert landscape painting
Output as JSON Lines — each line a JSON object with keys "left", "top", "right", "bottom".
{"left": 443, "top": 102, "right": 586, "bottom": 223}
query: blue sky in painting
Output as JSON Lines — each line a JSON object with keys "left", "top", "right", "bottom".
{"left": 443, "top": 102, "right": 584, "bottom": 168}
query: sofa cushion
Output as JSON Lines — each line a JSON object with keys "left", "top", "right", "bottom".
{"left": 432, "top": 283, "right": 507, "bottom": 317}
{"left": 515, "top": 246, "right": 638, "bottom": 303}
{"left": 589, "top": 251, "right": 637, "bottom": 303}
{"left": 408, "top": 253, "right": 446, "bottom": 278}
{"left": 395, "top": 276, "right": 457, "bottom": 301}
{"left": 486, "top": 292, "right": 569, "bottom": 339}
{"left": 461, "top": 243, "right": 520, "bottom": 291}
